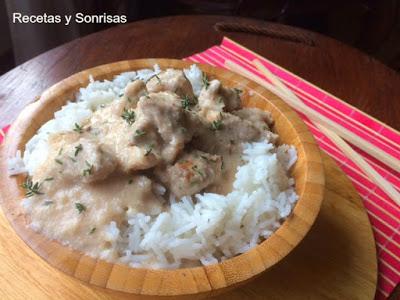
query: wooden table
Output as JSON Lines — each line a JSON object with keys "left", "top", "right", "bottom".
{"left": 0, "top": 15, "right": 398, "bottom": 299}
{"left": 0, "top": 15, "right": 399, "bottom": 130}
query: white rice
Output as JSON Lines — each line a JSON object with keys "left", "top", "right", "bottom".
{"left": 8, "top": 64, "right": 298, "bottom": 269}
{"left": 115, "top": 141, "right": 297, "bottom": 268}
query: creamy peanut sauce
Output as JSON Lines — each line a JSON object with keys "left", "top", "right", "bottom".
{"left": 22, "top": 68, "right": 278, "bottom": 259}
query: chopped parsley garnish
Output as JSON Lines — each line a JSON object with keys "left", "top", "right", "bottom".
{"left": 54, "top": 158, "right": 63, "bottom": 165}
{"left": 181, "top": 96, "right": 191, "bottom": 110}
{"left": 135, "top": 129, "right": 146, "bottom": 137}
{"left": 233, "top": 88, "right": 242, "bottom": 96}
{"left": 181, "top": 95, "right": 197, "bottom": 110}
{"left": 128, "top": 179, "right": 133, "bottom": 184}
{"left": 44, "top": 177, "right": 54, "bottom": 181}
{"left": 144, "top": 144, "right": 153, "bottom": 156}
{"left": 192, "top": 165, "right": 204, "bottom": 177}
{"left": 43, "top": 200, "right": 53, "bottom": 206}
{"left": 180, "top": 127, "right": 187, "bottom": 133}
{"left": 118, "top": 92, "right": 124, "bottom": 97}
{"left": 58, "top": 147, "right": 63, "bottom": 155}
{"left": 82, "top": 161, "right": 93, "bottom": 176}
{"left": 21, "top": 177, "right": 44, "bottom": 197}
{"left": 89, "top": 227, "right": 96, "bottom": 234}
{"left": 75, "top": 202, "right": 86, "bottom": 214}
{"left": 200, "top": 155, "right": 217, "bottom": 163}
{"left": 121, "top": 108, "right": 135, "bottom": 125}
{"left": 147, "top": 74, "right": 161, "bottom": 84}
{"left": 202, "top": 73, "right": 210, "bottom": 89}
{"left": 211, "top": 119, "right": 223, "bottom": 131}
{"left": 74, "top": 144, "right": 83, "bottom": 157}
{"left": 190, "top": 180, "right": 200, "bottom": 186}
{"left": 73, "top": 123, "right": 83, "bottom": 133}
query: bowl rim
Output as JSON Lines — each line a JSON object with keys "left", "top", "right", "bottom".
{"left": 0, "top": 58, "right": 325, "bottom": 297}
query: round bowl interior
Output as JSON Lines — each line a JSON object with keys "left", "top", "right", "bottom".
{"left": 0, "top": 59, "right": 325, "bottom": 298}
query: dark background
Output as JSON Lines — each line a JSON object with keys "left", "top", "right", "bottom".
{"left": 1, "top": 0, "right": 400, "bottom": 75}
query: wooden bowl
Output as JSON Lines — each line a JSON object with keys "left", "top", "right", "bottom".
{"left": 0, "top": 59, "right": 325, "bottom": 299}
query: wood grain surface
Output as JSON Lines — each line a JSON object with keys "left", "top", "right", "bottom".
{"left": 0, "top": 59, "right": 325, "bottom": 298}
{"left": 0, "top": 16, "right": 399, "bottom": 130}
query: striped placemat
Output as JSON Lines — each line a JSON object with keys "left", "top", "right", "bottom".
{"left": 1, "top": 37, "right": 399, "bottom": 299}
{"left": 185, "top": 37, "right": 399, "bottom": 299}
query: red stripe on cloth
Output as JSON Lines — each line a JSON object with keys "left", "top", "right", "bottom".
{"left": 0, "top": 125, "right": 10, "bottom": 144}
{"left": 217, "top": 41, "right": 400, "bottom": 160}
{"left": 188, "top": 38, "right": 400, "bottom": 298}
{"left": 220, "top": 37, "right": 400, "bottom": 144}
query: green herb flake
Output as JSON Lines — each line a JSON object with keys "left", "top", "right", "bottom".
{"left": 75, "top": 202, "right": 86, "bottom": 214}
{"left": 211, "top": 119, "right": 223, "bottom": 131}
{"left": 21, "top": 177, "right": 44, "bottom": 197}
{"left": 121, "top": 108, "right": 136, "bottom": 125}
{"left": 44, "top": 177, "right": 54, "bottom": 181}
{"left": 82, "top": 161, "right": 94, "bottom": 176}
{"left": 43, "top": 200, "right": 53, "bottom": 206}
{"left": 89, "top": 227, "right": 96, "bottom": 234}
{"left": 135, "top": 129, "right": 146, "bottom": 137}
{"left": 200, "top": 155, "right": 209, "bottom": 161}
{"left": 74, "top": 144, "right": 83, "bottom": 157}
{"left": 128, "top": 179, "right": 133, "bottom": 184}
{"left": 180, "top": 127, "right": 187, "bottom": 134}
{"left": 192, "top": 165, "right": 204, "bottom": 178}
{"left": 54, "top": 158, "right": 63, "bottom": 165}
{"left": 144, "top": 144, "right": 153, "bottom": 156}
{"left": 190, "top": 180, "right": 200, "bottom": 187}
{"left": 73, "top": 123, "right": 83, "bottom": 133}
{"left": 58, "top": 147, "right": 64, "bottom": 155}
{"left": 233, "top": 88, "right": 243, "bottom": 96}
{"left": 202, "top": 73, "right": 210, "bottom": 89}
{"left": 181, "top": 96, "right": 191, "bottom": 110}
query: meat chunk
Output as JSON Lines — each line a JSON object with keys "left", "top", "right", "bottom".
{"left": 131, "top": 92, "right": 194, "bottom": 164}
{"left": 155, "top": 150, "right": 222, "bottom": 198}
{"left": 232, "top": 108, "right": 274, "bottom": 129}
{"left": 34, "top": 133, "right": 116, "bottom": 185}
{"left": 118, "top": 80, "right": 148, "bottom": 110}
{"left": 83, "top": 103, "right": 153, "bottom": 173}
{"left": 192, "top": 111, "right": 274, "bottom": 154}
{"left": 232, "top": 108, "right": 278, "bottom": 143}
{"left": 197, "top": 79, "right": 241, "bottom": 121}
{"left": 146, "top": 69, "right": 194, "bottom": 98}
{"left": 85, "top": 91, "right": 195, "bottom": 173}
{"left": 219, "top": 85, "right": 242, "bottom": 111}
{"left": 88, "top": 98, "right": 160, "bottom": 172}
